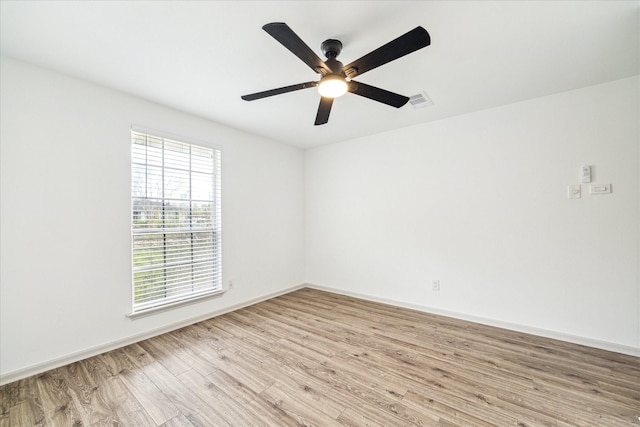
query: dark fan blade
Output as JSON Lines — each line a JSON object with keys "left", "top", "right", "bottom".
{"left": 241, "top": 81, "right": 317, "bottom": 101}
{"left": 314, "top": 97, "right": 334, "bottom": 125}
{"left": 342, "top": 26, "right": 430, "bottom": 78}
{"left": 348, "top": 81, "right": 409, "bottom": 108}
{"left": 263, "top": 23, "right": 332, "bottom": 75}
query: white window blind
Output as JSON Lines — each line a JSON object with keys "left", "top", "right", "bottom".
{"left": 131, "top": 130, "right": 221, "bottom": 313}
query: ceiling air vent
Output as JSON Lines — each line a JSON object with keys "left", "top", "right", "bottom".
{"left": 409, "top": 91, "right": 434, "bottom": 109}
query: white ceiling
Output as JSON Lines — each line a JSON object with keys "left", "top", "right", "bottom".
{"left": 1, "top": 1, "right": 638, "bottom": 148}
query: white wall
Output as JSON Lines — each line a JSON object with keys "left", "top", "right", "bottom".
{"left": 306, "top": 76, "right": 639, "bottom": 353}
{"left": 2, "top": 55, "right": 638, "bottom": 384}
{"left": 0, "top": 57, "right": 305, "bottom": 381}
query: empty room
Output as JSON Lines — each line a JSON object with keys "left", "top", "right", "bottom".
{"left": 1, "top": 1, "right": 638, "bottom": 426}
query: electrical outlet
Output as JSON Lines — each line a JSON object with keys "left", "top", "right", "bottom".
{"left": 432, "top": 280, "right": 440, "bottom": 291}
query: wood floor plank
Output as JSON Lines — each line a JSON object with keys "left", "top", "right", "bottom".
{"left": 107, "top": 409, "right": 157, "bottom": 427}
{"left": 336, "top": 403, "right": 432, "bottom": 427}
{"left": 95, "top": 344, "right": 154, "bottom": 376}
{"left": 137, "top": 336, "right": 196, "bottom": 377}
{"left": 141, "top": 361, "right": 229, "bottom": 426}
{"left": 90, "top": 372, "right": 154, "bottom": 426}
{"left": 190, "top": 343, "right": 276, "bottom": 394}
{"left": 169, "top": 322, "right": 229, "bottom": 353}
{"left": 2, "top": 288, "right": 638, "bottom": 426}
{"left": 301, "top": 358, "right": 447, "bottom": 426}
{"left": 176, "top": 368, "right": 264, "bottom": 426}
{"left": 192, "top": 346, "right": 303, "bottom": 426}
{"left": 0, "top": 376, "right": 45, "bottom": 427}
{"left": 158, "top": 413, "right": 195, "bottom": 427}
{"left": 37, "top": 371, "right": 86, "bottom": 426}
{"left": 258, "top": 382, "right": 342, "bottom": 427}
{"left": 0, "top": 376, "right": 38, "bottom": 411}
{"left": 402, "top": 388, "right": 513, "bottom": 427}
{"left": 119, "top": 367, "right": 179, "bottom": 425}
{"left": 57, "top": 360, "right": 118, "bottom": 426}
{"left": 84, "top": 346, "right": 161, "bottom": 425}
{"left": 243, "top": 397, "right": 304, "bottom": 427}
{"left": 6, "top": 400, "right": 46, "bottom": 427}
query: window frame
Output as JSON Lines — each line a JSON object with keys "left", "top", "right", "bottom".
{"left": 129, "top": 126, "right": 222, "bottom": 317}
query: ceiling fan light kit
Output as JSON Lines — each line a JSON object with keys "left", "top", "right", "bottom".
{"left": 241, "top": 22, "right": 430, "bottom": 125}
{"left": 317, "top": 74, "right": 348, "bottom": 98}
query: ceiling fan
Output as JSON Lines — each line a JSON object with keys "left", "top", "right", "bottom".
{"left": 241, "top": 23, "right": 431, "bottom": 125}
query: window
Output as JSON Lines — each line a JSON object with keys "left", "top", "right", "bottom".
{"left": 131, "top": 129, "right": 221, "bottom": 314}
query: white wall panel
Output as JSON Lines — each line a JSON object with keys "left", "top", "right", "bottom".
{"left": 0, "top": 57, "right": 305, "bottom": 380}
{"left": 305, "top": 76, "right": 639, "bottom": 351}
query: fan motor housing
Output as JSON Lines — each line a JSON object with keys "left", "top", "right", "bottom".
{"left": 324, "top": 57, "right": 344, "bottom": 74}
{"left": 321, "top": 39, "right": 343, "bottom": 58}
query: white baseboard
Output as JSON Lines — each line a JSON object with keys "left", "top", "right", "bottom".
{"left": 3, "top": 282, "right": 636, "bottom": 385}
{"left": 0, "top": 283, "right": 306, "bottom": 386}
{"left": 305, "top": 283, "right": 640, "bottom": 358}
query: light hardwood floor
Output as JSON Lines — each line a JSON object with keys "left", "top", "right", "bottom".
{"left": 1, "top": 288, "right": 639, "bottom": 426}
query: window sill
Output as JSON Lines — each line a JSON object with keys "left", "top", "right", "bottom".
{"left": 127, "top": 288, "right": 226, "bottom": 320}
